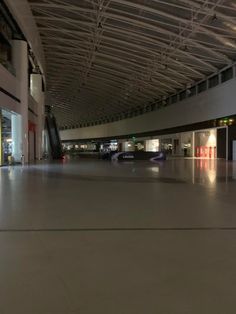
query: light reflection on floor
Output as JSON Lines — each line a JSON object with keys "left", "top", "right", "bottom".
{"left": 1, "top": 159, "right": 236, "bottom": 313}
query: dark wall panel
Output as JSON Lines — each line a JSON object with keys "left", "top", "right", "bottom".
{"left": 217, "top": 128, "right": 226, "bottom": 159}
{"left": 228, "top": 125, "right": 236, "bottom": 160}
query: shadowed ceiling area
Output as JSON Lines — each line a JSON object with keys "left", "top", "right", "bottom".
{"left": 29, "top": 0, "right": 236, "bottom": 128}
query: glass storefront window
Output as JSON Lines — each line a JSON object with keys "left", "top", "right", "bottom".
{"left": 146, "top": 139, "right": 160, "bottom": 152}
{"left": 0, "top": 109, "right": 12, "bottom": 165}
{"left": 195, "top": 129, "right": 217, "bottom": 158}
{"left": 160, "top": 138, "right": 173, "bottom": 155}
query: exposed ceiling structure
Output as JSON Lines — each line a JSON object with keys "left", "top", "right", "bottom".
{"left": 29, "top": 0, "right": 236, "bottom": 128}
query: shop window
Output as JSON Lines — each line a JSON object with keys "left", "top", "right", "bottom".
{"left": 134, "top": 141, "right": 145, "bottom": 152}
{"left": 0, "top": 110, "right": 13, "bottom": 165}
{"left": 195, "top": 130, "right": 217, "bottom": 159}
{"left": 221, "top": 67, "right": 233, "bottom": 83}
{"left": 208, "top": 75, "right": 219, "bottom": 88}
{"left": 161, "top": 139, "right": 173, "bottom": 155}
{"left": 146, "top": 139, "right": 160, "bottom": 152}
{"left": 198, "top": 80, "right": 207, "bottom": 93}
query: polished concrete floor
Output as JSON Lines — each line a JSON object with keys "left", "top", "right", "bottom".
{"left": 0, "top": 158, "right": 236, "bottom": 313}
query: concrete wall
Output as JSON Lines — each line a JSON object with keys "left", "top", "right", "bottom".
{"left": 0, "top": 64, "right": 19, "bottom": 98}
{"left": 0, "top": 64, "right": 20, "bottom": 114}
{"left": 61, "top": 78, "right": 236, "bottom": 141}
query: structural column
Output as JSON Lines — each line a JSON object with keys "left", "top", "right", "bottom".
{"left": 12, "top": 40, "right": 29, "bottom": 163}
{"left": 30, "top": 73, "right": 45, "bottom": 159}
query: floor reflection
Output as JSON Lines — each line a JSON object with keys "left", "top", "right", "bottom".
{"left": 0, "top": 158, "right": 236, "bottom": 187}
{"left": 195, "top": 159, "right": 217, "bottom": 185}
{"left": 147, "top": 158, "right": 235, "bottom": 186}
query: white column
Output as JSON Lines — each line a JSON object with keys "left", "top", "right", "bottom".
{"left": 226, "top": 126, "right": 229, "bottom": 161}
{"left": 12, "top": 40, "right": 29, "bottom": 163}
{"left": 30, "top": 73, "right": 45, "bottom": 159}
{"left": 11, "top": 114, "right": 22, "bottom": 162}
{"left": 192, "top": 132, "right": 195, "bottom": 157}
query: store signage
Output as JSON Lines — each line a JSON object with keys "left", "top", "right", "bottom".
{"left": 123, "top": 154, "right": 134, "bottom": 159}
{"left": 112, "top": 151, "right": 166, "bottom": 161}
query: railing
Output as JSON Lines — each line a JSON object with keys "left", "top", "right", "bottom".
{"left": 60, "top": 62, "right": 236, "bottom": 131}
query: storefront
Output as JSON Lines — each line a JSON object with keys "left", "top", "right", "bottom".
{"left": 0, "top": 109, "right": 12, "bottom": 165}
{"left": 100, "top": 140, "right": 118, "bottom": 153}
{"left": 145, "top": 139, "right": 160, "bottom": 152}
{"left": 194, "top": 129, "right": 217, "bottom": 158}
{"left": 122, "top": 139, "right": 145, "bottom": 152}
{"left": 143, "top": 129, "right": 220, "bottom": 159}
{"left": 122, "top": 140, "right": 134, "bottom": 152}
{"left": 145, "top": 132, "right": 194, "bottom": 157}
{"left": 160, "top": 138, "right": 173, "bottom": 155}
{"left": 0, "top": 108, "right": 23, "bottom": 166}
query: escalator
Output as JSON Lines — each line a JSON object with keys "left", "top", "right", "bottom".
{"left": 45, "top": 107, "right": 63, "bottom": 159}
